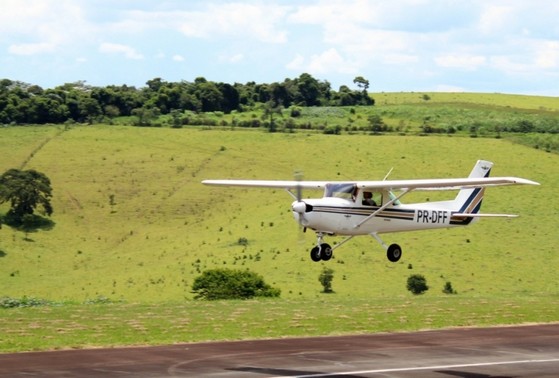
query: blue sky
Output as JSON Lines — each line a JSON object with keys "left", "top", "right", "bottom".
{"left": 1, "top": 0, "right": 558, "bottom": 95}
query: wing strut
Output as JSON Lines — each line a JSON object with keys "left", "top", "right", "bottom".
{"left": 330, "top": 235, "right": 356, "bottom": 252}
{"left": 354, "top": 189, "right": 412, "bottom": 229}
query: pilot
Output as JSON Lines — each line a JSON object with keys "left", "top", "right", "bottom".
{"left": 362, "top": 191, "right": 377, "bottom": 206}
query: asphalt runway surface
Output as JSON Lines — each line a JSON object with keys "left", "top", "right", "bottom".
{"left": 1, "top": 324, "right": 558, "bottom": 377}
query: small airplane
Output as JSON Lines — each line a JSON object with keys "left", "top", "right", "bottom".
{"left": 202, "top": 160, "right": 539, "bottom": 263}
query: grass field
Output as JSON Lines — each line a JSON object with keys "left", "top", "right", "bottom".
{"left": 2, "top": 296, "right": 558, "bottom": 352}
{"left": 1, "top": 92, "right": 558, "bottom": 352}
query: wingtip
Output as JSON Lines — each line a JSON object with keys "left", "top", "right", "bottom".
{"left": 519, "top": 178, "right": 540, "bottom": 186}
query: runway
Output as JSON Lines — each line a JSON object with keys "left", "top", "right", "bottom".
{"left": 1, "top": 324, "right": 558, "bottom": 377}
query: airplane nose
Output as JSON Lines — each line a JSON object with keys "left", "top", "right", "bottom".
{"left": 292, "top": 201, "right": 313, "bottom": 213}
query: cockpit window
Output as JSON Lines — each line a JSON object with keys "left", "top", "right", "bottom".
{"left": 389, "top": 191, "right": 401, "bottom": 206}
{"left": 325, "top": 183, "right": 357, "bottom": 200}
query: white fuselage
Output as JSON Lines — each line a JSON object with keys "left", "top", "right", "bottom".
{"left": 292, "top": 197, "right": 472, "bottom": 236}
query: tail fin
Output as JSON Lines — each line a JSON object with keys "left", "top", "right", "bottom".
{"left": 453, "top": 160, "right": 493, "bottom": 216}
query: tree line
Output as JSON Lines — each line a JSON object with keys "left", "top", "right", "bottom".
{"left": 0, "top": 74, "right": 373, "bottom": 125}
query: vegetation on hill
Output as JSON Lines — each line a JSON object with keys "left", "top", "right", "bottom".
{"left": 0, "top": 74, "right": 372, "bottom": 125}
{"left": 0, "top": 91, "right": 557, "bottom": 352}
{"left": 0, "top": 125, "right": 556, "bottom": 303}
{"left": 1, "top": 74, "right": 558, "bottom": 152}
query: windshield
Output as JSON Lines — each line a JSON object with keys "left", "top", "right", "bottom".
{"left": 389, "top": 191, "right": 401, "bottom": 206}
{"left": 325, "top": 183, "right": 356, "bottom": 200}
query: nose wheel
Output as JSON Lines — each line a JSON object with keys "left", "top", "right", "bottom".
{"left": 310, "top": 243, "right": 333, "bottom": 262}
{"left": 310, "top": 233, "right": 333, "bottom": 262}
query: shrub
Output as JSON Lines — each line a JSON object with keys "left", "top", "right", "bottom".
{"left": 443, "top": 281, "right": 457, "bottom": 294}
{"left": 0, "top": 296, "right": 52, "bottom": 308}
{"left": 406, "top": 274, "right": 429, "bottom": 295}
{"left": 191, "top": 268, "right": 280, "bottom": 300}
{"left": 318, "top": 267, "right": 335, "bottom": 293}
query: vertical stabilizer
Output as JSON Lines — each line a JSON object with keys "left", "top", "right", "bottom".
{"left": 453, "top": 160, "right": 493, "bottom": 215}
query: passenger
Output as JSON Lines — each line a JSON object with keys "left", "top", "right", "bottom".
{"left": 362, "top": 191, "right": 377, "bottom": 206}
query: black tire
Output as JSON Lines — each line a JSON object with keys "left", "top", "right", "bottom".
{"left": 387, "top": 243, "right": 402, "bottom": 262}
{"left": 310, "top": 246, "right": 322, "bottom": 262}
{"left": 320, "top": 243, "right": 333, "bottom": 261}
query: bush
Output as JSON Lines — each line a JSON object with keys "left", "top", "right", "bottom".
{"left": 191, "top": 268, "right": 281, "bottom": 300}
{"left": 0, "top": 296, "right": 52, "bottom": 308}
{"left": 443, "top": 281, "right": 457, "bottom": 294}
{"left": 406, "top": 274, "right": 429, "bottom": 295}
{"left": 318, "top": 267, "right": 335, "bottom": 293}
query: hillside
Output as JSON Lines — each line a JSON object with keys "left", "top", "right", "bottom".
{"left": 1, "top": 124, "right": 557, "bottom": 303}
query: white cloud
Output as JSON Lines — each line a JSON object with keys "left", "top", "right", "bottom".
{"left": 219, "top": 53, "right": 244, "bottom": 63}
{"left": 434, "top": 54, "right": 486, "bottom": 70}
{"left": 0, "top": 0, "right": 558, "bottom": 94}
{"left": 99, "top": 43, "right": 144, "bottom": 60}
{"left": 118, "top": 3, "right": 290, "bottom": 44}
{"left": 1, "top": 0, "right": 91, "bottom": 49}
{"left": 8, "top": 42, "right": 56, "bottom": 55}
{"left": 435, "top": 84, "right": 466, "bottom": 92}
{"left": 534, "top": 41, "right": 559, "bottom": 69}
{"left": 489, "top": 56, "right": 530, "bottom": 75}
{"left": 286, "top": 54, "right": 305, "bottom": 71}
{"left": 287, "top": 48, "right": 358, "bottom": 75}
{"left": 477, "top": 4, "right": 514, "bottom": 35}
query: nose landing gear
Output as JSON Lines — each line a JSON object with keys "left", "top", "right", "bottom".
{"left": 310, "top": 233, "right": 333, "bottom": 262}
{"left": 310, "top": 243, "right": 332, "bottom": 262}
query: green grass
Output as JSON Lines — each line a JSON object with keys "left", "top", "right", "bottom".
{"left": 372, "top": 91, "right": 559, "bottom": 110}
{"left": 1, "top": 92, "right": 558, "bottom": 352}
{"left": 1, "top": 127, "right": 556, "bottom": 302}
{"left": 2, "top": 296, "right": 558, "bottom": 352}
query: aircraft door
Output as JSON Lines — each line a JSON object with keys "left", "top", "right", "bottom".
{"left": 362, "top": 191, "right": 383, "bottom": 207}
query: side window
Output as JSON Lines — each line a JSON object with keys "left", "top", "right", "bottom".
{"left": 362, "top": 191, "right": 383, "bottom": 206}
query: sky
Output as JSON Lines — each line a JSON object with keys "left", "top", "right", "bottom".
{"left": 1, "top": 0, "right": 558, "bottom": 95}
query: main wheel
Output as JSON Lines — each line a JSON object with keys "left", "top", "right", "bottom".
{"left": 320, "top": 243, "right": 333, "bottom": 261}
{"left": 310, "top": 246, "right": 322, "bottom": 262}
{"left": 387, "top": 243, "right": 402, "bottom": 262}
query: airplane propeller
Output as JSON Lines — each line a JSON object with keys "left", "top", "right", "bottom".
{"left": 291, "top": 170, "right": 312, "bottom": 228}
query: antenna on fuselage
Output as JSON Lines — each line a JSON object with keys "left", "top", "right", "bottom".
{"left": 383, "top": 167, "right": 394, "bottom": 181}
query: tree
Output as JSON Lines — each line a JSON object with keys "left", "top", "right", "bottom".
{"left": 368, "top": 114, "right": 386, "bottom": 133}
{"left": 191, "top": 268, "right": 281, "bottom": 300}
{"left": 0, "top": 169, "right": 53, "bottom": 223}
{"left": 262, "top": 100, "right": 283, "bottom": 132}
{"left": 406, "top": 274, "right": 429, "bottom": 295}
{"left": 319, "top": 267, "right": 335, "bottom": 293}
{"left": 131, "top": 106, "right": 160, "bottom": 126}
{"left": 353, "top": 76, "right": 370, "bottom": 91}
{"left": 295, "top": 73, "right": 320, "bottom": 106}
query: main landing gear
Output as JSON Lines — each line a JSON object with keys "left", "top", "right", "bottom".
{"left": 386, "top": 243, "right": 402, "bottom": 262}
{"left": 309, "top": 232, "right": 402, "bottom": 263}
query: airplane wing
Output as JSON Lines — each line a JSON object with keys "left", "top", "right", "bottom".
{"left": 202, "top": 177, "right": 539, "bottom": 190}
{"left": 354, "top": 177, "right": 540, "bottom": 191}
{"left": 201, "top": 180, "right": 329, "bottom": 189}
